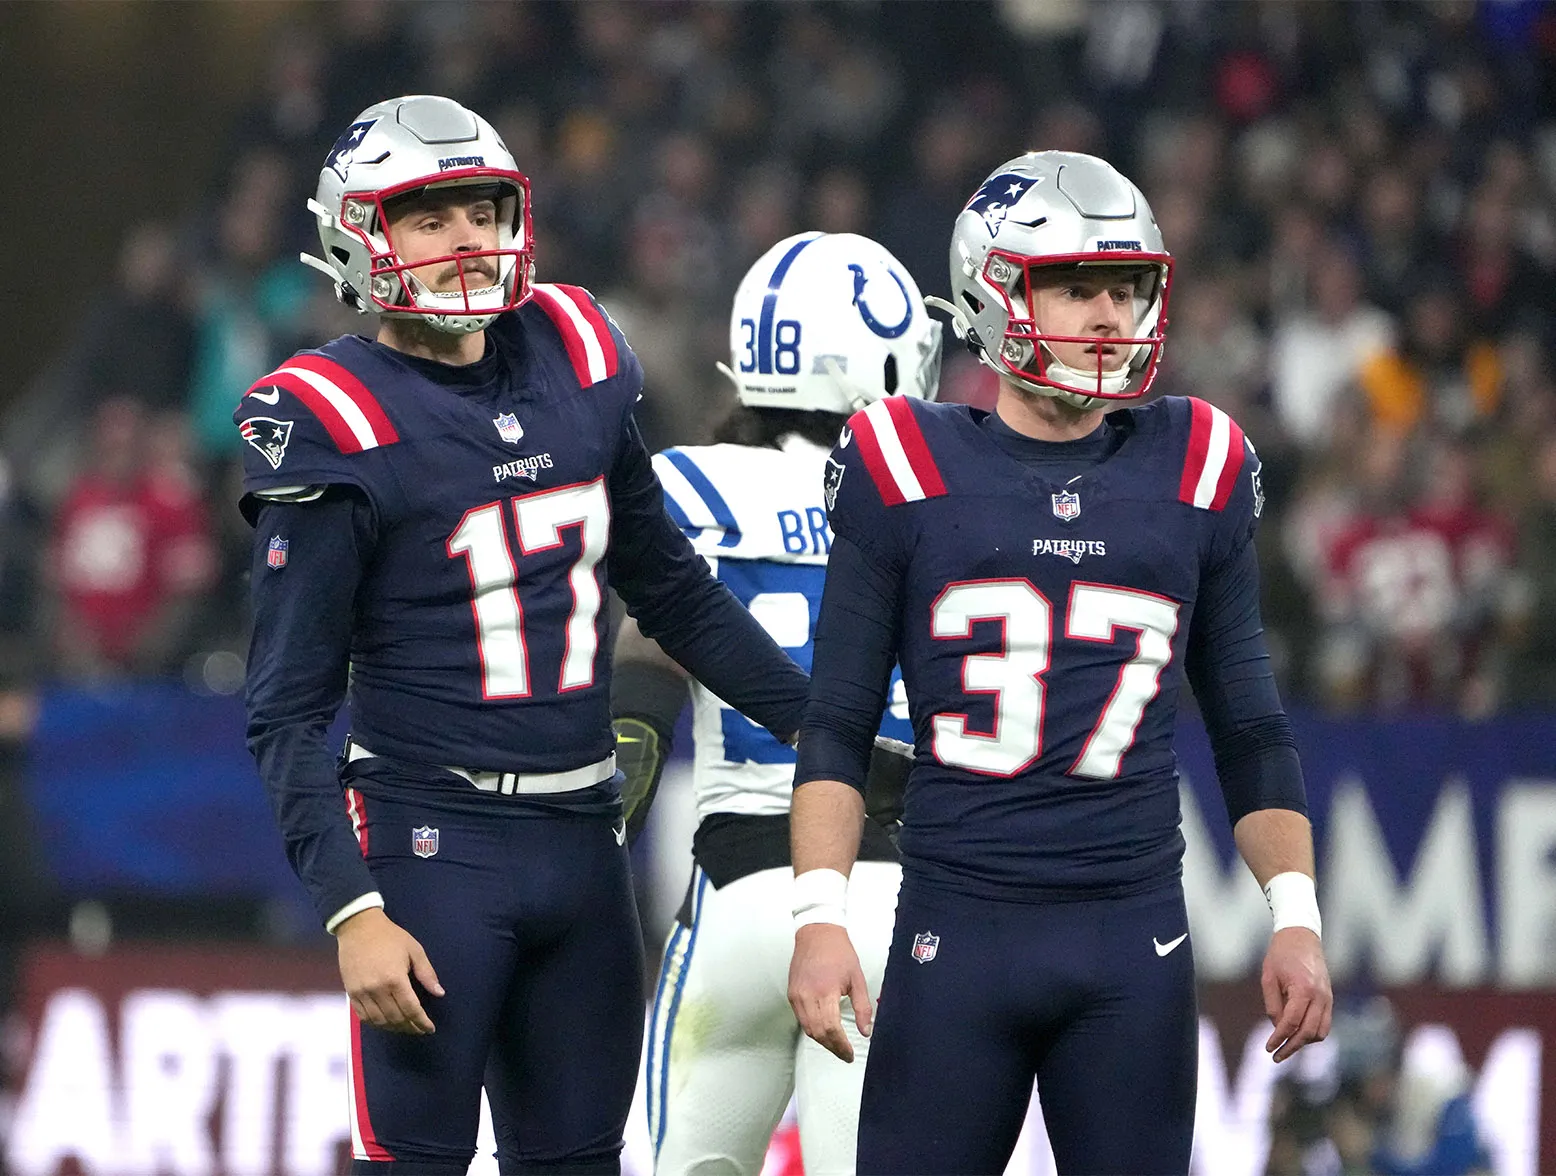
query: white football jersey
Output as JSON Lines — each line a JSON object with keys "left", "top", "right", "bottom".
{"left": 652, "top": 436, "right": 912, "bottom": 821}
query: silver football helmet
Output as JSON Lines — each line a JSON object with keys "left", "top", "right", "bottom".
{"left": 931, "top": 151, "right": 1173, "bottom": 409}
{"left": 718, "top": 232, "right": 941, "bottom": 413}
{"left": 301, "top": 95, "right": 534, "bottom": 334}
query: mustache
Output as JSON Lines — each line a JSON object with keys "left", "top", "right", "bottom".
{"left": 439, "top": 256, "right": 499, "bottom": 285}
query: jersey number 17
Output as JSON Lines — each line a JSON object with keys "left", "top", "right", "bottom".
{"left": 446, "top": 479, "right": 610, "bottom": 698}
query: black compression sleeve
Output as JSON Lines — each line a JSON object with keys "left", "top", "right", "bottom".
{"left": 611, "top": 660, "right": 688, "bottom": 738}
{"left": 1185, "top": 540, "right": 1308, "bottom": 824}
{"left": 795, "top": 534, "right": 903, "bottom": 792}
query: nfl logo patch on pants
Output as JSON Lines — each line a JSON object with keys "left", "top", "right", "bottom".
{"left": 412, "top": 826, "right": 439, "bottom": 858}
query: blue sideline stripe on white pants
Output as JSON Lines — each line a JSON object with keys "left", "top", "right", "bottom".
{"left": 646, "top": 868, "right": 709, "bottom": 1156}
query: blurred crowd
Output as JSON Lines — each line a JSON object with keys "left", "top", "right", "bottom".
{"left": 1267, "top": 998, "right": 1492, "bottom": 1176}
{"left": 2, "top": 0, "right": 1556, "bottom": 717}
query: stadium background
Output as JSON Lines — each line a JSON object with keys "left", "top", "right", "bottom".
{"left": 1, "top": 1, "right": 1554, "bottom": 1172}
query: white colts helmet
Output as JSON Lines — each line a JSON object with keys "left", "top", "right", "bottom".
{"left": 933, "top": 151, "right": 1173, "bottom": 409}
{"left": 302, "top": 94, "right": 534, "bottom": 334}
{"left": 719, "top": 232, "right": 942, "bottom": 413}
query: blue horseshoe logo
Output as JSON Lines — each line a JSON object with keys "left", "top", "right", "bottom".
{"left": 849, "top": 264, "right": 913, "bottom": 338}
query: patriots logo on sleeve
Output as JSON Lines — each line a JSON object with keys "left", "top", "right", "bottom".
{"left": 824, "top": 458, "right": 846, "bottom": 512}
{"left": 240, "top": 417, "right": 294, "bottom": 470}
{"left": 965, "top": 173, "right": 1041, "bottom": 237}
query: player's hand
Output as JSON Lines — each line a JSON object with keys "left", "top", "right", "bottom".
{"left": 1261, "top": 927, "right": 1331, "bottom": 1063}
{"left": 336, "top": 907, "right": 445, "bottom": 1036}
{"left": 788, "top": 922, "right": 872, "bottom": 1063}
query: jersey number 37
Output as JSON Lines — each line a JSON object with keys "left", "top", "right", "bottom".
{"left": 932, "top": 579, "right": 1180, "bottom": 780}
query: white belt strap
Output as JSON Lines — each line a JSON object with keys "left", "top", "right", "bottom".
{"left": 347, "top": 741, "right": 616, "bottom": 795}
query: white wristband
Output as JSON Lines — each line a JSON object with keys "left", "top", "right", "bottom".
{"left": 1264, "top": 872, "right": 1322, "bottom": 938}
{"left": 793, "top": 868, "right": 849, "bottom": 930}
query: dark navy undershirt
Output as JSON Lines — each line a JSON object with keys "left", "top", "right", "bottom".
{"left": 979, "top": 409, "right": 1125, "bottom": 482}
{"left": 796, "top": 421, "right": 1303, "bottom": 828}
{"left": 379, "top": 333, "right": 505, "bottom": 393}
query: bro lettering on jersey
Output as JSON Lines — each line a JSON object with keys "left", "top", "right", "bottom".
{"left": 653, "top": 438, "right": 913, "bottom": 822}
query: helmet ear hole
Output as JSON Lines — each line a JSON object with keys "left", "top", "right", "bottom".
{"left": 961, "top": 291, "right": 984, "bottom": 316}
{"left": 330, "top": 247, "right": 352, "bottom": 266}
{"left": 883, "top": 354, "right": 899, "bottom": 395}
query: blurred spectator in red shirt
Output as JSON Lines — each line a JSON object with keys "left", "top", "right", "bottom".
{"left": 1316, "top": 434, "right": 1515, "bottom": 713}
{"left": 49, "top": 400, "right": 215, "bottom": 681}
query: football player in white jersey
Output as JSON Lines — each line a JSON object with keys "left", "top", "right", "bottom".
{"left": 611, "top": 232, "right": 942, "bottom": 1175}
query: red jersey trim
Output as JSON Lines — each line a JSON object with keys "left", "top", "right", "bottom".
{"left": 853, "top": 398, "right": 947, "bottom": 506}
{"left": 247, "top": 355, "right": 400, "bottom": 454}
{"left": 1178, "top": 397, "right": 1245, "bottom": 511}
{"left": 530, "top": 283, "right": 621, "bottom": 387}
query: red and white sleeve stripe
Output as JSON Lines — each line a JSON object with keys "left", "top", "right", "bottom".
{"left": 1178, "top": 397, "right": 1245, "bottom": 512}
{"left": 247, "top": 354, "right": 400, "bottom": 453}
{"left": 852, "top": 396, "right": 947, "bottom": 506}
{"left": 530, "top": 282, "right": 621, "bottom": 387}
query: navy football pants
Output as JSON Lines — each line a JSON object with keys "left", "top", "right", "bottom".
{"left": 857, "top": 877, "right": 1198, "bottom": 1176}
{"left": 346, "top": 788, "right": 643, "bottom": 1173}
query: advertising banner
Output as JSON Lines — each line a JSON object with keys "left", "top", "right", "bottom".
{"left": 2, "top": 945, "right": 1548, "bottom": 1175}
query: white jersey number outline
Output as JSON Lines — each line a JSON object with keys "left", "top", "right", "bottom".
{"left": 930, "top": 578, "right": 1180, "bottom": 779}
{"left": 446, "top": 478, "right": 611, "bottom": 698}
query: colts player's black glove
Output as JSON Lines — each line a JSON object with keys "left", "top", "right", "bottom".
{"left": 611, "top": 660, "right": 688, "bottom": 845}
{"left": 863, "top": 736, "right": 913, "bottom": 831}
{"left": 614, "top": 714, "right": 671, "bottom": 845}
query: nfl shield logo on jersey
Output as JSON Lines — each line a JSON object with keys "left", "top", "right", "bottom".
{"left": 493, "top": 412, "right": 524, "bottom": 443}
{"left": 1051, "top": 490, "right": 1081, "bottom": 522}
{"left": 266, "top": 536, "right": 288, "bottom": 569}
{"left": 911, "top": 930, "right": 940, "bottom": 963}
{"left": 412, "top": 825, "right": 439, "bottom": 858}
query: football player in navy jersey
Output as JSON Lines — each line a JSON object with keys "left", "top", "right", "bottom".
{"left": 787, "top": 152, "right": 1333, "bottom": 1175}
{"left": 236, "top": 96, "right": 809, "bottom": 1174}
{"left": 613, "top": 232, "right": 938, "bottom": 1175}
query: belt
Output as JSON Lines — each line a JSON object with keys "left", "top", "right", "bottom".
{"left": 346, "top": 740, "right": 616, "bottom": 796}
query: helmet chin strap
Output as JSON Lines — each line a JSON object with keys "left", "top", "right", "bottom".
{"left": 1041, "top": 345, "right": 1131, "bottom": 398}
{"left": 403, "top": 256, "right": 515, "bottom": 334}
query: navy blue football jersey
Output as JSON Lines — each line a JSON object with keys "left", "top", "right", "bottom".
{"left": 822, "top": 394, "right": 1262, "bottom": 898}
{"left": 237, "top": 285, "right": 662, "bottom": 774}
{"left": 239, "top": 285, "right": 810, "bottom": 923}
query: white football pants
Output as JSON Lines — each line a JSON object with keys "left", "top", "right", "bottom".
{"left": 645, "top": 860, "right": 901, "bottom": 1176}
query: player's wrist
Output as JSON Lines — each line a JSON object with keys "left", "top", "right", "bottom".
{"left": 327, "top": 893, "right": 387, "bottom": 936}
{"left": 1263, "top": 871, "right": 1321, "bottom": 938}
{"left": 793, "top": 867, "right": 849, "bottom": 930}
